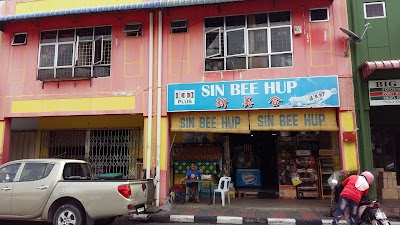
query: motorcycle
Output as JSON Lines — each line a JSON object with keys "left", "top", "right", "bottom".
{"left": 358, "top": 199, "right": 390, "bottom": 225}
{"left": 328, "top": 171, "right": 391, "bottom": 225}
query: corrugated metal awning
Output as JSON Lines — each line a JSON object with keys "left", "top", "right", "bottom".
{"left": 359, "top": 60, "right": 400, "bottom": 80}
{"left": 0, "top": 0, "right": 243, "bottom": 23}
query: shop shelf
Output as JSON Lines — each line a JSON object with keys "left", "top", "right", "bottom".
{"left": 298, "top": 186, "right": 318, "bottom": 190}
{"left": 319, "top": 156, "right": 335, "bottom": 199}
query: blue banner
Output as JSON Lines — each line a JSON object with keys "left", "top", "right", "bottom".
{"left": 167, "top": 76, "right": 340, "bottom": 112}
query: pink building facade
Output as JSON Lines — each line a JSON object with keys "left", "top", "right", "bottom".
{"left": 0, "top": 0, "right": 358, "bottom": 203}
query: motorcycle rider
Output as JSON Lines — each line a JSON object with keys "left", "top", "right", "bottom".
{"left": 332, "top": 171, "right": 375, "bottom": 225}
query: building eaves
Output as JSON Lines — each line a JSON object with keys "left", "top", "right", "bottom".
{"left": 0, "top": 0, "right": 243, "bottom": 23}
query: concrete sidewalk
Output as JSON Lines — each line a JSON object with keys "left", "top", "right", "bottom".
{"left": 133, "top": 198, "right": 400, "bottom": 225}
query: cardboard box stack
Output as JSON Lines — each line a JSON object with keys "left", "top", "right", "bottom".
{"left": 380, "top": 171, "right": 399, "bottom": 200}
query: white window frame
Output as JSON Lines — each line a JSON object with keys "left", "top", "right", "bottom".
{"left": 170, "top": 20, "right": 188, "bottom": 33}
{"left": 37, "top": 26, "right": 112, "bottom": 79}
{"left": 204, "top": 11, "right": 293, "bottom": 71}
{"left": 205, "top": 27, "right": 222, "bottom": 58}
{"left": 123, "top": 23, "right": 142, "bottom": 37}
{"left": 247, "top": 27, "right": 269, "bottom": 56}
{"left": 364, "top": 2, "right": 386, "bottom": 19}
{"left": 93, "top": 36, "right": 104, "bottom": 65}
{"left": 309, "top": 7, "right": 330, "bottom": 22}
{"left": 12, "top": 32, "right": 28, "bottom": 46}
{"left": 225, "top": 27, "right": 246, "bottom": 58}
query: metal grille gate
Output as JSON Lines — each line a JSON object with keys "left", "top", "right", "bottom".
{"left": 40, "top": 129, "right": 142, "bottom": 179}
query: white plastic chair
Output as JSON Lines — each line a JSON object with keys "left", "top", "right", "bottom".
{"left": 213, "top": 176, "right": 231, "bottom": 206}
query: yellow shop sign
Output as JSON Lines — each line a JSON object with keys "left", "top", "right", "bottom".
{"left": 170, "top": 108, "right": 338, "bottom": 133}
{"left": 170, "top": 111, "right": 250, "bottom": 133}
{"left": 249, "top": 108, "right": 338, "bottom": 131}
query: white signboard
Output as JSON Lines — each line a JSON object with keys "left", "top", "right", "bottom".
{"left": 369, "top": 79, "right": 400, "bottom": 106}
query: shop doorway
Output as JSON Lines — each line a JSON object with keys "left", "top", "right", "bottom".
{"left": 370, "top": 106, "right": 400, "bottom": 186}
{"left": 394, "top": 133, "right": 400, "bottom": 185}
{"left": 230, "top": 132, "right": 279, "bottom": 196}
{"left": 170, "top": 131, "right": 339, "bottom": 200}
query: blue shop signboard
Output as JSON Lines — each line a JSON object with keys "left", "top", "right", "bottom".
{"left": 167, "top": 76, "right": 340, "bottom": 112}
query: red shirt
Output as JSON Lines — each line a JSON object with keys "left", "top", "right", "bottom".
{"left": 340, "top": 175, "right": 369, "bottom": 204}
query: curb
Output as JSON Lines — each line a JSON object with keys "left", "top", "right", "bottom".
{"left": 144, "top": 215, "right": 400, "bottom": 225}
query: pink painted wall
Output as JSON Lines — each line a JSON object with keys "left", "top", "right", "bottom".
{"left": 1, "top": 0, "right": 354, "bottom": 119}
{"left": 161, "top": 0, "right": 354, "bottom": 115}
{"left": 0, "top": 11, "right": 151, "bottom": 119}
{"left": 157, "top": 0, "right": 353, "bottom": 202}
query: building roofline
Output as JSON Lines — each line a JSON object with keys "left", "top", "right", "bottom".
{"left": 0, "top": 0, "right": 242, "bottom": 24}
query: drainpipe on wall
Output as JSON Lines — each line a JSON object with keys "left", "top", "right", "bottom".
{"left": 155, "top": 10, "right": 163, "bottom": 207}
{"left": 146, "top": 12, "right": 154, "bottom": 179}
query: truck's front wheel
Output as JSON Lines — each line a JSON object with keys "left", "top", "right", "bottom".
{"left": 53, "top": 204, "right": 85, "bottom": 225}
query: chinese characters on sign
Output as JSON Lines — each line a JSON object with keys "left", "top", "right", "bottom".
{"left": 216, "top": 98, "right": 229, "bottom": 108}
{"left": 269, "top": 96, "right": 283, "bottom": 107}
{"left": 243, "top": 96, "right": 254, "bottom": 108}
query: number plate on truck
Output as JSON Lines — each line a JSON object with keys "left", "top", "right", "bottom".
{"left": 136, "top": 204, "right": 146, "bottom": 213}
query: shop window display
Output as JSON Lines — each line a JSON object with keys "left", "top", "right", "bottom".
{"left": 318, "top": 154, "right": 335, "bottom": 198}
{"left": 171, "top": 142, "right": 222, "bottom": 182}
{"left": 277, "top": 137, "right": 297, "bottom": 199}
{"left": 276, "top": 132, "right": 339, "bottom": 199}
{"left": 296, "top": 150, "right": 319, "bottom": 198}
{"left": 170, "top": 131, "right": 340, "bottom": 200}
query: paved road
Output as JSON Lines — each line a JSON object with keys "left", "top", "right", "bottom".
{"left": 0, "top": 221, "right": 216, "bottom": 225}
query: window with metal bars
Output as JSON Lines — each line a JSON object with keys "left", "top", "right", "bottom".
{"left": 41, "top": 129, "right": 142, "bottom": 179}
{"left": 204, "top": 11, "right": 293, "bottom": 71}
{"left": 38, "top": 26, "right": 112, "bottom": 81}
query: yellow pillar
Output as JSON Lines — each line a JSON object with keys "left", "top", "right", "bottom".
{"left": 143, "top": 117, "right": 149, "bottom": 168}
{"left": 340, "top": 111, "right": 359, "bottom": 171}
{"left": 0, "top": 119, "right": 11, "bottom": 164}
{"left": 160, "top": 117, "right": 168, "bottom": 171}
{"left": 143, "top": 116, "right": 157, "bottom": 175}
{"left": 35, "top": 131, "right": 43, "bottom": 158}
{"left": 0, "top": 121, "right": 5, "bottom": 163}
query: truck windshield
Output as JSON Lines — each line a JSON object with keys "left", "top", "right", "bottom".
{"left": 63, "top": 163, "right": 92, "bottom": 180}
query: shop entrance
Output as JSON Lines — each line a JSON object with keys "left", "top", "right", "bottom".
{"left": 370, "top": 106, "right": 400, "bottom": 187}
{"left": 230, "top": 132, "right": 279, "bottom": 197}
{"left": 170, "top": 131, "right": 340, "bottom": 200}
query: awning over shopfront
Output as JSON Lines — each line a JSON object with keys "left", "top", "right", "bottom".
{"left": 359, "top": 60, "right": 400, "bottom": 80}
{"left": 0, "top": 0, "right": 243, "bottom": 24}
{"left": 170, "top": 108, "right": 339, "bottom": 133}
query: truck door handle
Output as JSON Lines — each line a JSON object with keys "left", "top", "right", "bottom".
{"left": 1, "top": 187, "right": 12, "bottom": 191}
{"left": 37, "top": 186, "right": 48, "bottom": 190}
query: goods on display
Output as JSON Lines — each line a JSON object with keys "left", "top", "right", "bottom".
{"left": 236, "top": 169, "right": 261, "bottom": 187}
{"left": 277, "top": 133, "right": 337, "bottom": 199}
{"left": 296, "top": 152, "right": 319, "bottom": 199}
{"left": 171, "top": 143, "right": 222, "bottom": 184}
{"left": 277, "top": 137, "right": 296, "bottom": 186}
{"left": 318, "top": 155, "right": 335, "bottom": 199}
{"left": 173, "top": 161, "right": 218, "bottom": 174}
{"left": 279, "top": 185, "right": 297, "bottom": 199}
{"left": 171, "top": 143, "right": 222, "bottom": 161}
{"left": 296, "top": 135, "right": 320, "bottom": 199}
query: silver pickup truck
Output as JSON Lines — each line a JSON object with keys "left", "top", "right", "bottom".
{"left": 0, "top": 159, "right": 155, "bottom": 225}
